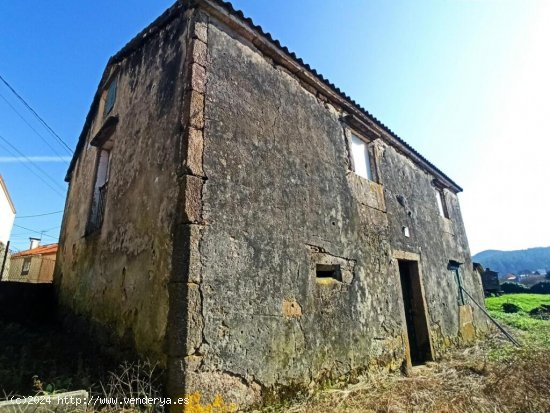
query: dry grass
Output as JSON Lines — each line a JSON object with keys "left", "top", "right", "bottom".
{"left": 95, "top": 360, "right": 163, "bottom": 413}
{"left": 282, "top": 334, "right": 550, "bottom": 413}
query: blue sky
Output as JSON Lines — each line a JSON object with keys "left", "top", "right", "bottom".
{"left": 0, "top": 0, "right": 548, "bottom": 254}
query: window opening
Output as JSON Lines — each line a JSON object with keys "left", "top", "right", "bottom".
{"left": 435, "top": 188, "right": 449, "bottom": 218}
{"left": 21, "top": 257, "right": 31, "bottom": 276}
{"left": 350, "top": 134, "right": 373, "bottom": 180}
{"left": 103, "top": 78, "right": 117, "bottom": 118}
{"left": 316, "top": 264, "right": 342, "bottom": 281}
{"left": 87, "top": 148, "right": 111, "bottom": 233}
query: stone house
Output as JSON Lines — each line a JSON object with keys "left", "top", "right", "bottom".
{"left": 55, "top": 0, "right": 488, "bottom": 408}
{"left": 7, "top": 242, "right": 57, "bottom": 283}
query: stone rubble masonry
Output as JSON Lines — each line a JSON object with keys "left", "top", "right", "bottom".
{"left": 166, "top": 7, "right": 209, "bottom": 402}
{"left": 55, "top": 1, "right": 491, "bottom": 410}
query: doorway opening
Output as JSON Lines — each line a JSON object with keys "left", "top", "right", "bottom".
{"left": 398, "top": 259, "right": 432, "bottom": 365}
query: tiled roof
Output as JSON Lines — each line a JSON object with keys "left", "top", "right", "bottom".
{"left": 12, "top": 243, "right": 58, "bottom": 258}
{"left": 66, "top": 0, "right": 462, "bottom": 192}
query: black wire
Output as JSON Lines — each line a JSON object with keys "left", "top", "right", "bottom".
{"left": 15, "top": 210, "right": 63, "bottom": 219}
{"left": 0, "top": 135, "right": 66, "bottom": 197}
{"left": 0, "top": 73, "right": 73, "bottom": 153}
{"left": 12, "top": 223, "right": 59, "bottom": 240}
{"left": 0, "top": 92, "right": 70, "bottom": 162}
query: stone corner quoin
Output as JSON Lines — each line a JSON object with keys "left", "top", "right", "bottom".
{"left": 54, "top": 0, "right": 489, "bottom": 409}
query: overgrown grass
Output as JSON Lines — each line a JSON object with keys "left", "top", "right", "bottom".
{"left": 2, "top": 295, "right": 549, "bottom": 412}
{"left": 280, "top": 294, "right": 550, "bottom": 413}
{"left": 282, "top": 344, "right": 550, "bottom": 413}
{"left": 0, "top": 320, "right": 164, "bottom": 412}
{"left": 485, "top": 293, "right": 550, "bottom": 351}
{"left": 485, "top": 293, "right": 550, "bottom": 313}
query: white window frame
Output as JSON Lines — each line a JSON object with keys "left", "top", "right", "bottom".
{"left": 350, "top": 133, "right": 374, "bottom": 181}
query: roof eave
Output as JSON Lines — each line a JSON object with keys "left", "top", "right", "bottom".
{"left": 66, "top": 0, "right": 463, "bottom": 194}
{"left": 197, "top": 0, "right": 463, "bottom": 193}
{"left": 65, "top": 1, "right": 189, "bottom": 182}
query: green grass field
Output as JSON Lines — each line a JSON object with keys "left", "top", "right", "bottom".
{"left": 485, "top": 293, "right": 550, "bottom": 312}
{"left": 485, "top": 293, "right": 550, "bottom": 349}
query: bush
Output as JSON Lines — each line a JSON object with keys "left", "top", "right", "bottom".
{"left": 529, "top": 305, "right": 550, "bottom": 320}
{"left": 501, "top": 282, "right": 529, "bottom": 294}
{"left": 502, "top": 303, "right": 521, "bottom": 313}
{"left": 530, "top": 281, "right": 550, "bottom": 294}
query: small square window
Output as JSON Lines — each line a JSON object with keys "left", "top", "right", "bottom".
{"left": 103, "top": 79, "right": 117, "bottom": 118}
{"left": 21, "top": 257, "right": 31, "bottom": 276}
{"left": 316, "top": 264, "right": 342, "bottom": 281}
{"left": 350, "top": 134, "right": 373, "bottom": 180}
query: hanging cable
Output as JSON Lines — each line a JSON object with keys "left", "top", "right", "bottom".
{"left": 0, "top": 136, "right": 66, "bottom": 197}
{"left": 15, "top": 210, "right": 63, "bottom": 219}
{"left": 0, "top": 92, "right": 70, "bottom": 162}
{"left": 0, "top": 133, "right": 66, "bottom": 190}
{"left": 0, "top": 73, "right": 73, "bottom": 153}
{"left": 13, "top": 224, "right": 59, "bottom": 241}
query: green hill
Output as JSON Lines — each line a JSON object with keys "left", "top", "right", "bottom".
{"left": 473, "top": 247, "right": 550, "bottom": 275}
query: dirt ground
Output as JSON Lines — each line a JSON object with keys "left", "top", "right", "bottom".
{"left": 2, "top": 305, "right": 548, "bottom": 413}
{"left": 278, "top": 332, "right": 550, "bottom": 413}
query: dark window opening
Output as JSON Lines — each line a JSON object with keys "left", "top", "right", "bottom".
{"left": 103, "top": 78, "right": 117, "bottom": 118}
{"left": 86, "top": 148, "right": 111, "bottom": 235}
{"left": 316, "top": 264, "right": 342, "bottom": 281}
{"left": 21, "top": 257, "right": 31, "bottom": 276}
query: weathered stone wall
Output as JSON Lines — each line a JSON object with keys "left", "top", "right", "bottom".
{"left": 55, "top": 12, "right": 190, "bottom": 363}
{"left": 55, "top": 3, "right": 488, "bottom": 408}
{"left": 379, "top": 144, "right": 488, "bottom": 351}
{"left": 173, "top": 16, "right": 489, "bottom": 407}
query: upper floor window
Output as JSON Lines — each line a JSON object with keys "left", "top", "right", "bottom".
{"left": 350, "top": 133, "right": 374, "bottom": 181}
{"left": 434, "top": 187, "right": 449, "bottom": 218}
{"left": 87, "top": 148, "right": 111, "bottom": 234}
{"left": 103, "top": 78, "right": 118, "bottom": 118}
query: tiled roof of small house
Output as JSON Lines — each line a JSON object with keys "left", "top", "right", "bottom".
{"left": 12, "top": 243, "right": 58, "bottom": 258}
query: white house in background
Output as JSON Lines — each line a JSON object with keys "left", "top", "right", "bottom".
{"left": 0, "top": 175, "right": 16, "bottom": 280}
{"left": 0, "top": 175, "right": 16, "bottom": 246}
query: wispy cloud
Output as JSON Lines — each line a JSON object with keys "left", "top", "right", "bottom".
{"left": 0, "top": 156, "right": 71, "bottom": 163}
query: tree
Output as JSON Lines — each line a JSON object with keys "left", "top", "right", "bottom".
{"left": 501, "top": 282, "right": 528, "bottom": 294}
{"left": 530, "top": 281, "right": 550, "bottom": 294}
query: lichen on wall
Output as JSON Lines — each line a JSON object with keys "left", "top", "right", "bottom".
{"left": 55, "top": 2, "right": 489, "bottom": 410}
{"left": 188, "top": 14, "right": 489, "bottom": 408}
{"left": 55, "top": 12, "right": 191, "bottom": 363}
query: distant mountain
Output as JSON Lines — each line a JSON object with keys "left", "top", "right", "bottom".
{"left": 473, "top": 247, "right": 550, "bottom": 275}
